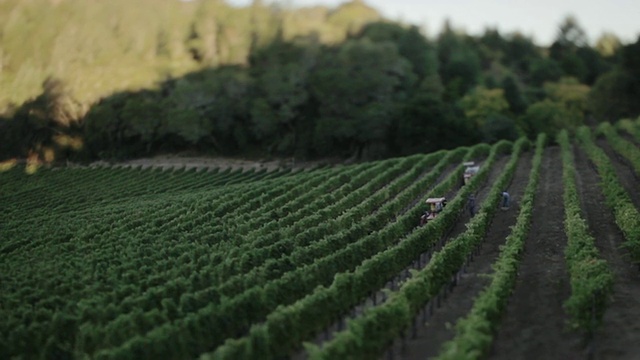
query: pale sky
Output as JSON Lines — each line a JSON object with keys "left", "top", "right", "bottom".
{"left": 226, "top": 0, "right": 640, "bottom": 46}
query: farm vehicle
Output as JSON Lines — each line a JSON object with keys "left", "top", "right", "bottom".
{"left": 419, "top": 197, "right": 447, "bottom": 226}
{"left": 463, "top": 162, "right": 480, "bottom": 185}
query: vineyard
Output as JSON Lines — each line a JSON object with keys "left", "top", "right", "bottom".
{"left": 2, "top": 120, "right": 640, "bottom": 360}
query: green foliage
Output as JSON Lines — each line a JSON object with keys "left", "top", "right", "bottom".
{"left": 555, "top": 16, "right": 588, "bottom": 48}
{"left": 529, "top": 58, "right": 563, "bottom": 86}
{"left": 500, "top": 75, "right": 528, "bottom": 114}
{"left": 576, "top": 126, "right": 640, "bottom": 264}
{"left": 477, "top": 28, "right": 508, "bottom": 65}
{"left": 437, "top": 134, "right": 545, "bottom": 359}
{"left": 436, "top": 21, "right": 486, "bottom": 101}
{"left": 589, "top": 37, "right": 640, "bottom": 122}
{"left": 557, "top": 129, "right": 613, "bottom": 334}
{"left": 547, "top": 16, "right": 614, "bottom": 85}
{"left": 356, "top": 22, "right": 438, "bottom": 81}
{"left": 0, "top": 0, "right": 633, "bottom": 163}
{"left": 395, "top": 75, "right": 474, "bottom": 154}
{"left": 459, "top": 86, "right": 510, "bottom": 128}
{"left": 249, "top": 39, "right": 315, "bottom": 156}
{"left": 595, "top": 33, "right": 622, "bottom": 58}
{"left": 576, "top": 46, "right": 612, "bottom": 85}
{"left": 481, "top": 114, "right": 519, "bottom": 143}
{"left": 543, "top": 77, "right": 590, "bottom": 114}
{"left": 589, "top": 70, "right": 635, "bottom": 121}
{"left": 518, "top": 99, "right": 580, "bottom": 139}
{"left": 503, "top": 33, "right": 541, "bottom": 74}
{"left": 310, "top": 37, "right": 415, "bottom": 158}
{"left": 307, "top": 138, "right": 527, "bottom": 359}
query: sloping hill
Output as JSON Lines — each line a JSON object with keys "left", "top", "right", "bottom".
{"left": 2, "top": 122, "right": 640, "bottom": 359}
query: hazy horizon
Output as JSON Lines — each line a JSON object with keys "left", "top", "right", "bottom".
{"left": 226, "top": 0, "right": 640, "bottom": 46}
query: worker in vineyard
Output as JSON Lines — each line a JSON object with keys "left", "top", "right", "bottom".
{"left": 420, "top": 209, "right": 430, "bottom": 226}
{"left": 501, "top": 191, "right": 510, "bottom": 210}
{"left": 468, "top": 194, "right": 476, "bottom": 217}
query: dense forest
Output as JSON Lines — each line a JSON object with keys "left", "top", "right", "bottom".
{"left": 1, "top": 0, "right": 639, "bottom": 163}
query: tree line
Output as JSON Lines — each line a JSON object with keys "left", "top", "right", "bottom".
{"left": 0, "top": 0, "right": 639, "bottom": 163}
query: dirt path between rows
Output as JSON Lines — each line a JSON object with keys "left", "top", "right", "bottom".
{"left": 490, "top": 146, "right": 585, "bottom": 360}
{"left": 87, "top": 155, "right": 330, "bottom": 172}
{"left": 374, "top": 154, "right": 512, "bottom": 359}
{"left": 452, "top": 155, "right": 511, "bottom": 232}
{"left": 573, "top": 144, "right": 640, "bottom": 360}
{"left": 292, "top": 154, "right": 509, "bottom": 359}
{"left": 392, "top": 151, "right": 533, "bottom": 359}
{"left": 595, "top": 138, "right": 640, "bottom": 208}
{"left": 618, "top": 128, "right": 640, "bottom": 146}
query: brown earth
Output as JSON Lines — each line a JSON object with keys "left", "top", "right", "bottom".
{"left": 385, "top": 141, "right": 640, "bottom": 360}
{"left": 385, "top": 147, "right": 588, "bottom": 360}
{"left": 595, "top": 138, "right": 640, "bottom": 208}
{"left": 390, "top": 151, "right": 535, "bottom": 359}
{"left": 292, "top": 154, "right": 511, "bottom": 359}
{"left": 573, "top": 143, "right": 640, "bottom": 360}
{"left": 87, "top": 155, "right": 337, "bottom": 172}
{"left": 74, "top": 138, "right": 640, "bottom": 359}
{"left": 490, "top": 146, "right": 585, "bottom": 360}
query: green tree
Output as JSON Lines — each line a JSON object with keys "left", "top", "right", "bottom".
{"left": 575, "top": 46, "right": 610, "bottom": 85}
{"left": 395, "top": 75, "right": 474, "bottom": 154}
{"left": 173, "top": 67, "right": 253, "bottom": 154}
{"left": 477, "top": 28, "right": 507, "bottom": 66}
{"left": 518, "top": 99, "right": 580, "bottom": 138}
{"left": 83, "top": 95, "right": 127, "bottom": 158}
{"left": 481, "top": 113, "right": 519, "bottom": 143}
{"left": 543, "top": 77, "right": 590, "bottom": 115}
{"left": 311, "top": 38, "right": 415, "bottom": 158}
{"left": 560, "top": 52, "right": 588, "bottom": 82}
{"left": 556, "top": 15, "right": 589, "bottom": 48}
{"left": 503, "top": 33, "right": 540, "bottom": 74}
{"left": 529, "top": 58, "right": 563, "bottom": 86}
{"left": 520, "top": 77, "right": 589, "bottom": 136}
{"left": 249, "top": 37, "right": 317, "bottom": 156}
{"left": 357, "top": 22, "right": 437, "bottom": 80}
{"left": 549, "top": 16, "right": 592, "bottom": 82}
{"left": 459, "top": 86, "right": 510, "bottom": 128}
{"left": 397, "top": 26, "right": 438, "bottom": 81}
{"left": 121, "top": 93, "right": 165, "bottom": 154}
{"left": 500, "top": 75, "right": 527, "bottom": 114}
{"left": 437, "top": 22, "right": 482, "bottom": 101}
{"left": 588, "top": 70, "right": 634, "bottom": 121}
{"left": 0, "top": 77, "right": 85, "bottom": 161}
{"left": 595, "top": 32, "right": 622, "bottom": 58}
{"left": 588, "top": 37, "right": 640, "bottom": 121}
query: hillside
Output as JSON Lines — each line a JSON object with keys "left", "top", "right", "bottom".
{"left": 2, "top": 0, "right": 640, "bottom": 164}
{"left": 1, "top": 119, "right": 640, "bottom": 359}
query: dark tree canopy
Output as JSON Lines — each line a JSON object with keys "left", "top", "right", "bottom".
{"left": 0, "top": 1, "right": 636, "bottom": 163}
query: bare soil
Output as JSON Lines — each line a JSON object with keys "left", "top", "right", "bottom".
{"left": 595, "top": 138, "right": 640, "bottom": 208}
{"left": 292, "top": 155, "right": 511, "bottom": 359}
{"left": 68, "top": 139, "right": 640, "bottom": 359}
{"left": 573, "top": 144, "right": 640, "bottom": 360}
{"left": 392, "top": 151, "right": 534, "bottom": 359}
{"left": 87, "top": 155, "right": 333, "bottom": 172}
{"left": 490, "top": 146, "right": 585, "bottom": 360}
{"left": 380, "top": 138, "right": 640, "bottom": 360}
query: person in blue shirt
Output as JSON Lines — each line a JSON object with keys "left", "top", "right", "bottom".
{"left": 501, "top": 191, "right": 510, "bottom": 209}
{"left": 468, "top": 194, "right": 476, "bottom": 217}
